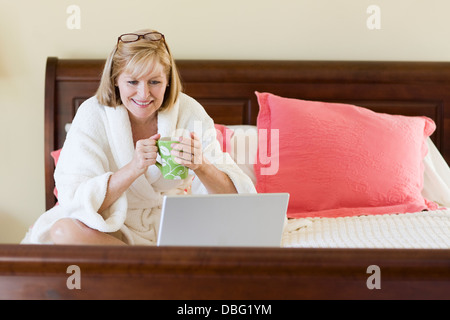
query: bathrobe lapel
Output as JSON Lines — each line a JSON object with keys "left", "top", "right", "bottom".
{"left": 157, "top": 98, "right": 180, "bottom": 138}
{"left": 105, "top": 105, "right": 159, "bottom": 201}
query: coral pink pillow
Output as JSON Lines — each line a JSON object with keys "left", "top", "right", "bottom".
{"left": 50, "top": 149, "right": 61, "bottom": 200}
{"left": 254, "top": 92, "right": 439, "bottom": 218}
{"left": 214, "top": 123, "right": 234, "bottom": 153}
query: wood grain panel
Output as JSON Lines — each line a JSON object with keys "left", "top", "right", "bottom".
{"left": 1, "top": 245, "right": 449, "bottom": 300}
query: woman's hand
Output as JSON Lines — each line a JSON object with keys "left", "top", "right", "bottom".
{"left": 172, "top": 131, "right": 237, "bottom": 194}
{"left": 99, "top": 133, "right": 161, "bottom": 214}
{"left": 171, "top": 132, "right": 203, "bottom": 171}
{"left": 131, "top": 133, "right": 161, "bottom": 176}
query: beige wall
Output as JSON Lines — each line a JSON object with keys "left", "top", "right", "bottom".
{"left": 1, "top": 0, "right": 450, "bottom": 243}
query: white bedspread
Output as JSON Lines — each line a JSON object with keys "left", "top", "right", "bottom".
{"left": 282, "top": 209, "right": 450, "bottom": 248}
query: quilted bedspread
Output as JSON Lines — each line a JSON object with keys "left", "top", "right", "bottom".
{"left": 282, "top": 209, "right": 450, "bottom": 248}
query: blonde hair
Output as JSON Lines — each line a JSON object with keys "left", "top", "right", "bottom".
{"left": 96, "top": 29, "right": 182, "bottom": 111}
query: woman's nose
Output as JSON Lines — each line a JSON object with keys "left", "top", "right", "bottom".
{"left": 137, "top": 83, "right": 150, "bottom": 98}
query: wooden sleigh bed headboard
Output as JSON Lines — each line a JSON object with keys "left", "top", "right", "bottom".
{"left": 1, "top": 58, "right": 449, "bottom": 300}
{"left": 44, "top": 58, "right": 450, "bottom": 210}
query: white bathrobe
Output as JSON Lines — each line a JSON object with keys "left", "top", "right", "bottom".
{"left": 23, "top": 93, "right": 256, "bottom": 245}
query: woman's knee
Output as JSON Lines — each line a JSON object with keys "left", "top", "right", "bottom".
{"left": 50, "top": 218, "right": 89, "bottom": 244}
{"left": 50, "top": 217, "right": 126, "bottom": 245}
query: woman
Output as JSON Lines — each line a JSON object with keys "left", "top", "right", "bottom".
{"left": 23, "top": 29, "right": 256, "bottom": 245}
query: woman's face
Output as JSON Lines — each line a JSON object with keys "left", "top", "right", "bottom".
{"left": 116, "top": 61, "right": 168, "bottom": 124}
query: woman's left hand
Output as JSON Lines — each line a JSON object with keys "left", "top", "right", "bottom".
{"left": 171, "top": 132, "right": 237, "bottom": 194}
{"left": 171, "top": 132, "right": 203, "bottom": 171}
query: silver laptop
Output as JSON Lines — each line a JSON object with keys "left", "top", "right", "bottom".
{"left": 157, "top": 193, "right": 289, "bottom": 247}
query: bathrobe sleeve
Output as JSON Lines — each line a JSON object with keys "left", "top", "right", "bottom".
{"left": 23, "top": 98, "right": 128, "bottom": 244}
{"left": 53, "top": 98, "right": 128, "bottom": 232}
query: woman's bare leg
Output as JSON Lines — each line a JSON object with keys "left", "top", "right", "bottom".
{"left": 50, "top": 218, "right": 126, "bottom": 245}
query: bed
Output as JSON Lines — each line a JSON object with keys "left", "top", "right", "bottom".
{"left": 0, "top": 58, "right": 449, "bottom": 300}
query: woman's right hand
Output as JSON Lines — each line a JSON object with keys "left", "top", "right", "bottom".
{"left": 98, "top": 133, "right": 161, "bottom": 214}
{"left": 131, "top": 133, "right": 161, "bottom": 176}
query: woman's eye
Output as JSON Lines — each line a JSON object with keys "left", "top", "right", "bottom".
{"left": 149, "top": 80, "right": 161, "bottom": 85}
{"left": 127, "top": 81, "right": 138, "bottom": 85}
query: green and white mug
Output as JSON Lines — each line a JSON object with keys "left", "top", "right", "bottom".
{"left": 156, "top": 137, "right": 189, "bottom": 180}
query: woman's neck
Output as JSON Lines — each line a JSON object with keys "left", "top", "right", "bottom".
{"left": 129, "top": 112, "right": 158, "bottom": 143}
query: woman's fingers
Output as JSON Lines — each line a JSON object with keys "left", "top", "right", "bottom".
{"left": 171, "top": 133, "right": 202, "bottom": 168}
{"left": 136, "top": 140, "right": 158, "bottom": 158}
{"left": 133, "top": 136, "right": 160, "bottom": 173}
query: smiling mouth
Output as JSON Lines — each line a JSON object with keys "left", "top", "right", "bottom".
{"left": 132, "top": 99, "right": 152, "bottom": 107}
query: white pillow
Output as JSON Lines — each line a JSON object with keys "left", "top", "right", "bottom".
{"left": 227, "top": 125, "right": 258, "bottom": 185}
{"left": 422, "top": 138, "right": 450, "bottom": 207}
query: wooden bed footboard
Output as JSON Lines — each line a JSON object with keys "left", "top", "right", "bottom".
{"left": 1, "top": 245, "right": 449, "bottom": 300}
